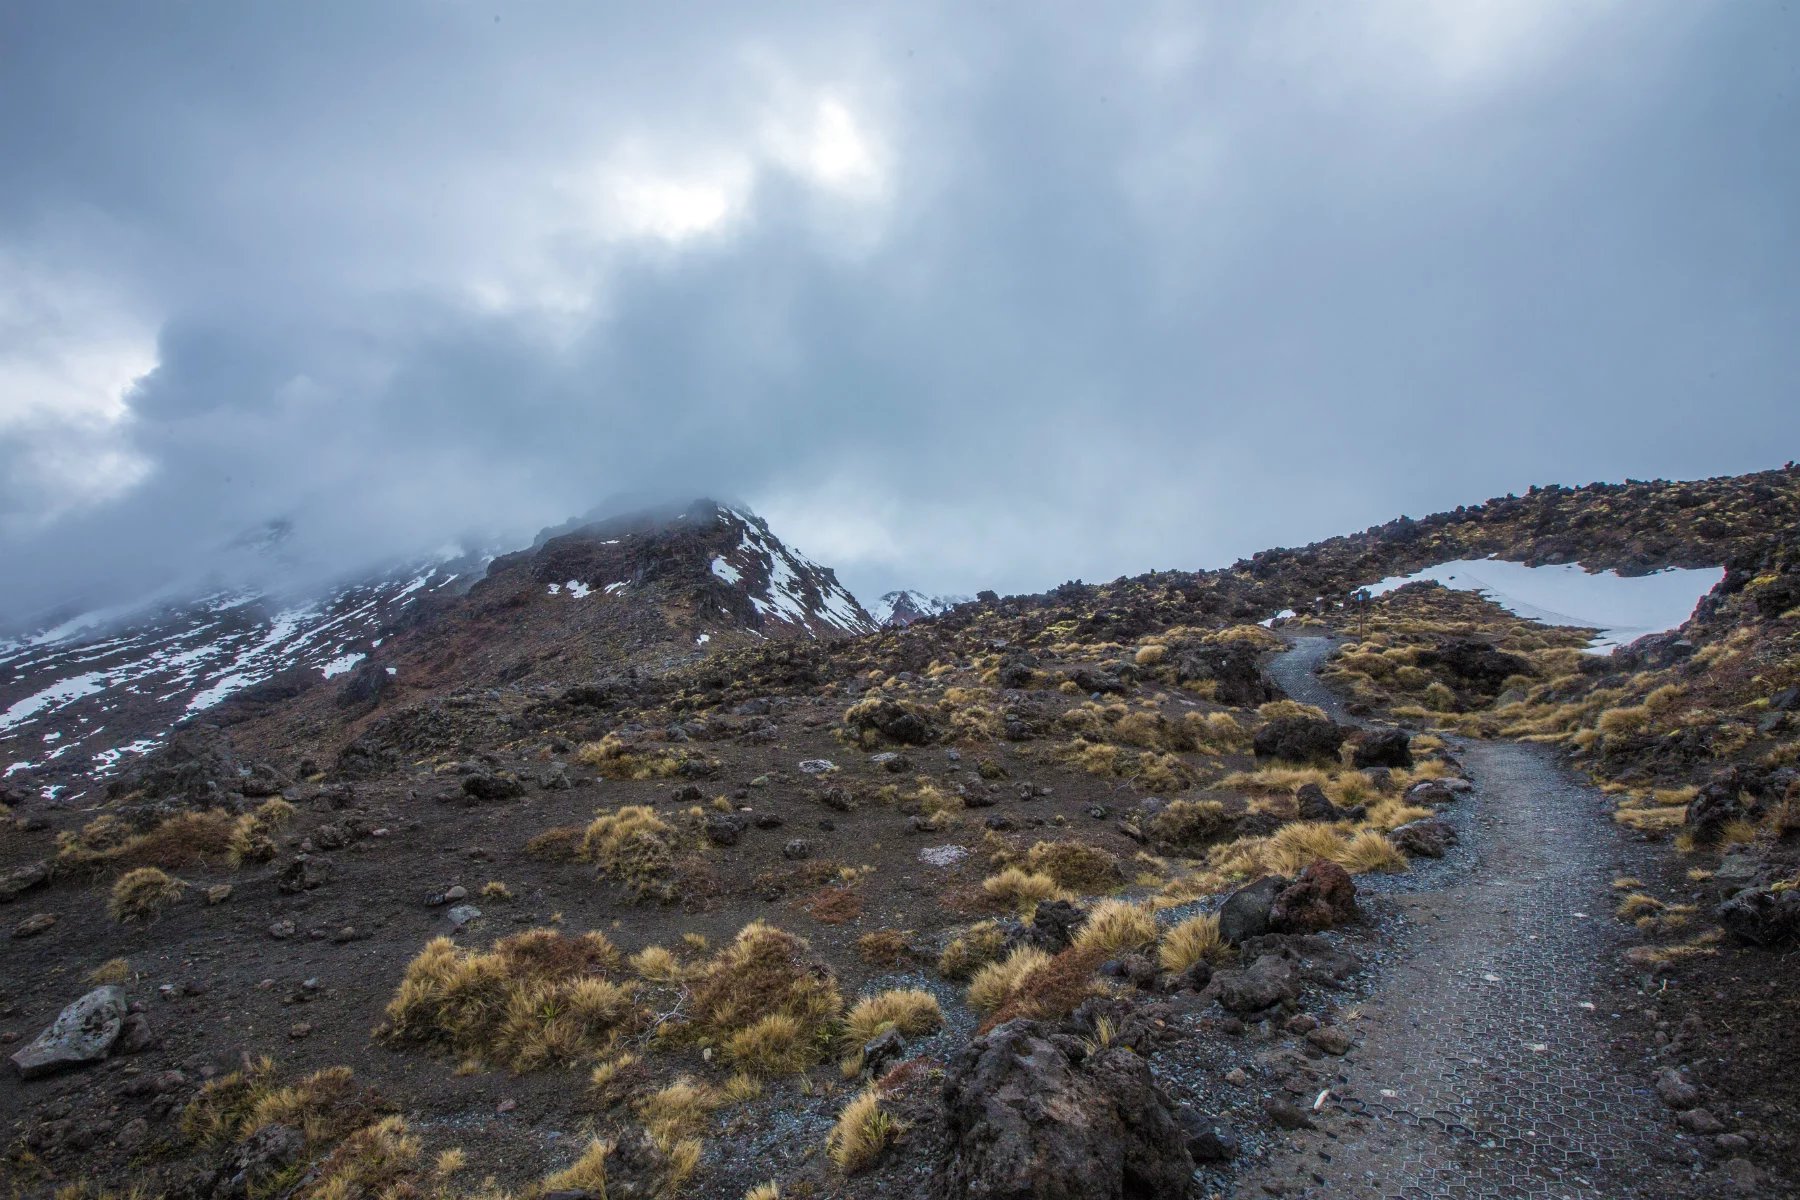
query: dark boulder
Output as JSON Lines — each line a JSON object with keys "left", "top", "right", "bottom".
{"left": 1351, "top": 729, "right": 1413, "bottom": 769}
{"left": 1294, "top": 783, "right": 1336, "bottom": 822}
{"left": 1269, "top": 860, "right": 1358, "bottom": 933}
{"left": 1392, "top": 817, "right": 1457, "bottom": 859}
{"left": 1219, "top": 875, "right": 1287, "bottom": 944}
{"left": 1208, "top": 953, "right": 1300, "bottom": 1013}
{"left": 1174, "top": 642, "right": 1278, "bottom": 707}
{"left": 461, "top": 770, "right": 525, "bottom": 802}
{"left": 934, "top": 1018, "right": 1197, "bottom": 1200}
{"left": 1685, "top": 766, "right": 1771, "bottom": 844}
{"left": 846, "top": 698, "right": 937, "bottom": 746}
{"left": 1415, "top": 639, "right": 1529, "bottom": 692}
{"left": 1717, "top": 884, "right": 1800, "bottom": 947}
{"left": 1253, "top": 716, "right": 1349, "bottom": 763}
{"left": 704, "top": 813, "right": 747, "bottom": 847}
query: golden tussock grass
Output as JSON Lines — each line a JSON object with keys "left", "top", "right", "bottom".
{"left": 688, "top": 922, "right": 844, "bottom": 1074}
{"left": 981, "top": 868, "right": 1066, "bottom": 914}
{"left": 938, "top": 921, "right": 1007, "bottom": 980}
{"left": 383, "top": 929, "right": 638, "bottom": 1071}
{"left": 827, "top": 1086, "right": 902, "bottom": 1174}
{"left": 1020, "top": 840, "right": 1122, "bottom": 892}
{"left": 1158, "top": 911, "right": 1230, "bottom": 973}
{"left": 843, "top": 988, "right": 943, "bottom": 1048}
{"left": 576, "top": 733, "right": 703, "bottom": 780}
{"left": 1070, "top": 898, "right": 1158, "bottom": 957}
{"left": 109, "top": 866, "right": 184, "bottom": 922}
{"left": 582, "top": 805, "right": 679, "bottom": 893}
{"left": 967, "top": 945, "right": 1053, "bottom": 1013}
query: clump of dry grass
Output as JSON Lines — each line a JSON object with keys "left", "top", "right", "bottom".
{"left": 1158, "top": 911, "right": 1230, "bottom": 973}
{"left": 843, "top": 988, "right": 943, "bottom": 1048}
{"left": 59, "top": 800, "right": 294, "bottom": 874}
{"left": 582, "top": 805, "right": 680, "bottom": 897}
{"left": 637, "top": 1075, "right": 721, "bottom": 1144}
{"left": 828, "top": 1086, "right": 902, "bottom": 1174}
{"left": 87, "top": 957, "right": 131, "bottom": 984}
{"left": 938, "top": 921, "right": 1007, "bottom": 980}
{"left": 577, "top": 733, "right": 710, "bottom": 780}
{"left": 982, "top": 868, "right": 1066, "bottom": 914}
{"left": 687, "top": 922, "right": 844, "bottom": 1074}
{"left": 1147, "top": 798, "right": 1232, "bottom": 851}
{"left": 109, "top": 867, "right": 184, "bottom": 922}
{"left": 630, "top": 945, "right": 683, "bottom": 982}
{"left": 967, "top": 945, "right": 1053, "bottom": 1013}
{"left": 383, "top": 929, "right": 638, "bottom": 1071}
{"left": 1070, "top": 899, "right": 1157, "bottom": 957}
{"left": 1021, "top": 840, "right": 1123, "bottom": 892}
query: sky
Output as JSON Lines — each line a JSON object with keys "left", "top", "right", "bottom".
{"left": 2, "top": 2, "right": 1797, "bottom": 623}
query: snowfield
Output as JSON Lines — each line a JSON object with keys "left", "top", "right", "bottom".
{"left": 1362, "top": 559, "right": 1725, "bottom": 652}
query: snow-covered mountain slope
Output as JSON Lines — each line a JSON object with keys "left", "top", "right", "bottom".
{"left": 0, "top": 565, "right": 474, "bottom": 802}
{"left": 705, "top": 506, "right": 875, "bottom": 638}
{"left": 0, "top": 500, "right": 874, "bottom": 804}
{"left": 871, "top": 589, "right": 971, "bottom": 627}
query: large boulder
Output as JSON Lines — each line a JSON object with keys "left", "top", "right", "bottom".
{"left": 1218, "top": 875, "right": 1288, "bottom": 944}
{"left": 1269, "top": 860, "right": 1358, "bottom": 933}
{"left": 1253, "top": 717, "right": 1349, "bottom": 764}
{"left": 934, "top": 1019, "right": 1197, "bottom": 1200}
{"left": 10, "top": 986, "right": 127, "bottom": 1079}
{"left": 1717, "top": 884, "right": 1800, "bottom": 947}
{"left": 1208, "top": 953, "right": 1300, "bottom": 1013}
{"left": 1351, "top": 729, "right": 1413, "bottom": 769}
{"left": 1684, "top": 766, "right": 1775, "bottom": 843}
{"left": 1415, "top": 639, "right": 1530, "bottom": 692}
{"left": 1173, "top": 642, "right": 1278, "bottom": 707}
{"left": 845, "top": 698, "right": 937, "bottom": 746}
{"left": 1391, "top": 817, "right": 1457, "bottom": 859}
{"left": 1293, "top": 783, "right": 1336, "bottom": 822}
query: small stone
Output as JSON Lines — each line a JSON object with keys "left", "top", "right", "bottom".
{"left": 496, "top": 1098, "right": 518, "bottom": 1114}
{"left": 11, "top": 913, "right": 56, "bottom": 939}
{"left": 446, "top": 905, "right": 482, "bottom": 929}
{"left": 302, "top": 978, "right": 323, "bottom": 991}
{"left": 1714, "top": 1133, "right": 1750, "bottom": 1155}
{"left": 204, "top": 884, "right": 233, "bottom": 905}
{"left": 798, "top": 759, "right": 837, "bottom": 774}
{"left": 1656, "top": 1067, "right": 1701, "bottom": 1111}
{"left": 1677, "top": 1107, "right": 1723, "bottom": 1135}
{"left": 783, "top": 839, "right": 812, "bottom": 861}
{"left": 1284, "top": 1014, "right": 1319, "bottom": 1035}
{"left": 1305, "top": 1026, "right": 1353, "bottom": 1056}
{"left": 1224, "top": 1067, "right": 1250, "bottom": 1086}
{"left": 288, "top": 1023, "right": 313, "bottom": 1039}
{"left": 267, "top": 919, "right": 296, "bottom": 940}
{"left": 442, "top": 884, "right": 469, "bottom": 902}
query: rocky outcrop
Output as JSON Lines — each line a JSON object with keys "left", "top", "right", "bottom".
{"left": 934, "top": 1018, "right": 1198, "bottom": 1199}
{"left": 1392, "top": 817, "right": 1457, "bottom": 859}
{"left": 1351, "top": 728, "right": 1413, "bottom": 769}
{"left": 1219, "top": 875, "right": 1288, "bottom": 944}
{"left": 1269, "top": 860, "right": 1359, "bottom": 933}
{"left": 1252, "top": 716, "right": 1349, "bottom": 763}
{"left": 10, "top": 986, "right": 128, "bottom": 1079}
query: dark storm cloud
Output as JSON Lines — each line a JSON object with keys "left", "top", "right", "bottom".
{"left": 2, "top": 2, "right": 1796, "bottom": 622}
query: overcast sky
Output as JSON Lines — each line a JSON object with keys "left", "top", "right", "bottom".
{"left": 2, "top": 2, "right": 1796, "bottom": 622}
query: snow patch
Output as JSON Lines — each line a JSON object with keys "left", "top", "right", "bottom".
{"left": 1, "top": 671, "right": 109, "bottom": 733}
{"left": 565, "top": 580, "right": 592, "bottom": 599}
{"left": 320, "top": 652, "right": 367, "bottom": 679}
{"left": 710, "top": 556, "right": 741, "bottom": 585}
{"left": 1362, "top": 560, "right": 1724, "bottom": 653}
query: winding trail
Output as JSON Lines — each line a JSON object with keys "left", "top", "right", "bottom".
{"left": 1242, "top": 637, "right": 1683, "bottom": 1199}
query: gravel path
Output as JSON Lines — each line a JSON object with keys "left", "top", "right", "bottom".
{"left": 1241, "top": 637, "right": 1688, "bottom": 1199}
